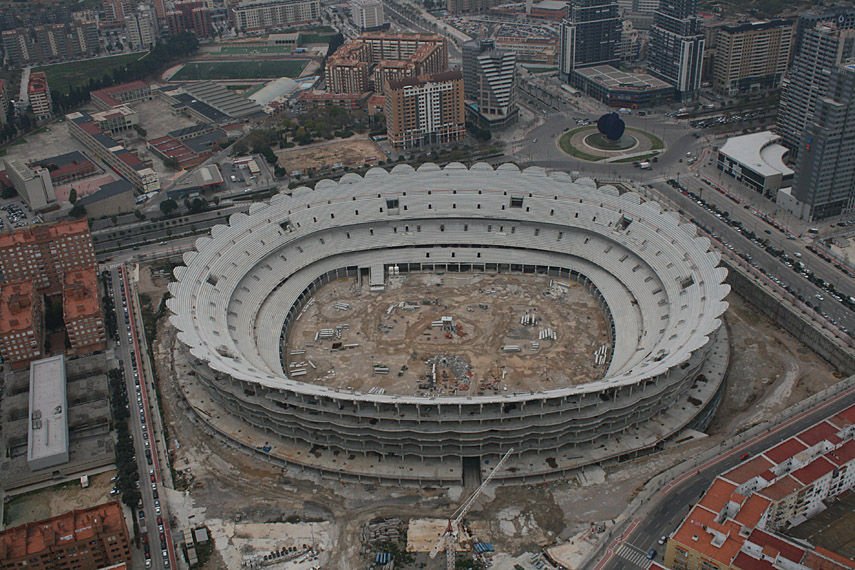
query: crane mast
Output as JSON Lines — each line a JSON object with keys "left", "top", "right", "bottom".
{"left": 428, "top": 449, "right": 514, "bottom": 569}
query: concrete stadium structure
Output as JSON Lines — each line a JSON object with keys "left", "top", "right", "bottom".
{"left": 168, "top": 163, "right": 731, "bottom": 485}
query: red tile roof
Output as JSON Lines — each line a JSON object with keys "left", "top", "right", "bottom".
{"left": 824, "top": 439, "right": 855, "bottom": 467}
{"left": 699, "top": 479, "right": 739, "bottom": 512}
{"left": 806, "top": 547, "right": 855, "bottom": 570}
{"left": 828, "top": 404, "right": 855, "bottom": 432}
{"left": 797, "top": 422, "right": 842, "bottom": 447}
{"left": 733, "top": 551, "right": 776, "bottom": 570}
{"left": 733, "top": 494, "right": 770, "bottom": 529}
{"left": 747, "top": 529, "right": 805, "bottom": 564}
{"left": 757, "top": 475, "right": 802, "bottom": 501}
{"left": 764, "top": 438, "right": 807, "bottom": 464}
{"left": 671, "top": 505, "right": 743, "bottom": 567}
{"left": 724, "top": 456, "right": 776, "bottom": 485}
{"left": 791, "top": 457, "right": 836, "bottom": 486}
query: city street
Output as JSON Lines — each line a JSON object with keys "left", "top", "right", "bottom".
{"left": 109, "top": 266, "right": 177, "bottom": 570}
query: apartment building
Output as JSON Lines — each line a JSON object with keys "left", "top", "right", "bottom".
{"left": 66, "top": 111, "right": 160, "bottom": 192}
{"left": 1, "top": 21, "right": 98, "bottom": 67}
{"left": 713, "top": 19, "right": 794, "bottom": 96}
{"left": 126, "top": 4, "right": 157, "bottom": 50}
{"left": 385, "top": 71, "right": 465, "bottom": 149}
{"left": 0, "top": 502, "right": 130, "bottom": 569}
{"left": 663, "top": 404, "right": 854, "bottom": 570}
{"left": 165, "top": 1, "right": 214, "bottom": 38}
{"left": 0, "top": 219, "right": 96, "bottom": 295}
{"left": 28, "top": 72, "right": 52, "bottom": 121}
{"left": 0, "top": 281, "right": 43, "bottom": 366}
{"left": 63, "top": 269, "right": 106, "bottom": 353}
{"left": 231, "top": 0, "right": 321, "bottom": 33}
{"left": 326, "top": 33, "right": 448, "bottom": 95}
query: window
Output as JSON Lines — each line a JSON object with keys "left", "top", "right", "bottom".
{"left": 510, "top": 196, "right": 524, "bottom": 208}
{"left": 386, "top": 198, "right": 399, "bottom": 209}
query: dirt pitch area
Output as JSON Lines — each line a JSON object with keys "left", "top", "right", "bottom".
{"left": 287, "top": 273, "right": 610, "bottom": 396}
{"left": 148, "top": 256, "right": 844, "bottom": 569}
{"left": 275, "top": 138, "right": 384, "bottom": 172}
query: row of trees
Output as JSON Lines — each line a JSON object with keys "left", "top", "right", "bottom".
{"left": 108, "top": 367, "right": 142, "bottom": 510}
{"left": 51, "top": 32, "right": 200, "bottom": 113}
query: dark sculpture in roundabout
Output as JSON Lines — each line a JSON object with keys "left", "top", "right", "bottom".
{"left": 597, "top": 112, "right": 626, "bottom": 141}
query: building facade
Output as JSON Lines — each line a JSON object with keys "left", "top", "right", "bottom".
{"left": 0, "top": 219, "right": 96, "bottom": 296}
{"left": 66, "top": 111, "right": 160, "bottom": 192}
{"left": 776, "top": 17, "right": 855, "bottom": 155}
{"left": 63, "top": 269, "right": 106, "bottom": 353}
{"left": 447, "top": 0, "right": 500, "bottom": 14}
{"left": 91, "top": 80, "right": 152, "bottom": 110}
{"left": 351, "top": 0, "right": 384, "bottom": 30}
{"left": 0, "top": 502, "right": 130, "bottom": 569}
{"left": 385, "top": 71, "right": 466, "bottom": 149}
{"left": 27, "top": 72, "right": 52, "bottom": 121}
{"left": 648, "top": 0, "right": 704, "bottom": 101}
{"left": 125, "top": 4, "right": 156, "bottom": 51}
{"left": 558, "top": 0, "right": 622, "bottom": 80}
{"left": 713, "top": 20, "right": 794, "bottom": 96}
{"left": 789, "top": 64, "right": 855, "bottom": 221}
{"left": 0, "top": 281, "right": 43, "bottom": 366}
{"left": 326, "top": 33, "right": 448, "bottom": 95}
{"left": 4, "top": 159, "right": 56, "bottom": 211}
{"left": 231, "top": 0, "right": 321, "bottom": 32}
{"left": 462, "top": 39, "right": 518, "bottom": 129}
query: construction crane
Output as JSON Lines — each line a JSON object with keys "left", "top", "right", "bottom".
{"left": 428, "top": 448, "right": 514, "bottom": 570}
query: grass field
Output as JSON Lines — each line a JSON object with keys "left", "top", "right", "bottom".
{"left": 171, "top": 60, "right": 307, "bottom": 81}
{"left": 35, "top": 52, "right": 147, "bottom": 94}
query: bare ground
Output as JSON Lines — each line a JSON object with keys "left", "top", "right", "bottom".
{"left": 147, "top": 258, "right": 844, "bottom": 569}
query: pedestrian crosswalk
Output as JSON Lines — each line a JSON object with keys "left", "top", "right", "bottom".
{"left": 615, "top": 544, "right": 652, "bottom": 568}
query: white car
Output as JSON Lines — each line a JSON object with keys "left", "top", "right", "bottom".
{"left": 658, "top": 536, "right": 668, "bottom": 545}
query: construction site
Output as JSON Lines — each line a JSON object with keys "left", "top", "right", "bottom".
{"left": 284, "top": 273, "right": 611, "bottom": 397}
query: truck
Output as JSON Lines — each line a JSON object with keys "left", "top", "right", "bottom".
{"left": 639, "top": 161, "right": 651, "bottom": 170}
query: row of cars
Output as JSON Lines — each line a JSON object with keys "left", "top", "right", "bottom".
{"left": 112, "top": 268, "right": 169, "bottom": 569}
{"left": 666, "top": 178, "right": 853, "bottom": 337}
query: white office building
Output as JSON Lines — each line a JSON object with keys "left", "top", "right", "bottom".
{"left": 351, "top": 0, "right": 385, "bottom": 30}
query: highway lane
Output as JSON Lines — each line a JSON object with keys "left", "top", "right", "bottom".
{"left": 599, "top": 382, "right": 855, "bottom": 569}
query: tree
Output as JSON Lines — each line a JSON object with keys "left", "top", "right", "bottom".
{"left": 69, "top": 203, "right": 86, "bottom": 218}
{"left": 160, "top": 199, "right": 179, "bottom": 216}
{"left": 1, "top": 187, "right": 17, "bottom": 199}
{"left": 68, "top": 188, "right": 78, "bottom": 204}
{"left": 163, "top": 157, "right": 180, "bottom": 170}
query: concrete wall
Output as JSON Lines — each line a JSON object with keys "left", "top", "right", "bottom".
{"left": 724, "top": 261, "right": 855, "bottom": 376}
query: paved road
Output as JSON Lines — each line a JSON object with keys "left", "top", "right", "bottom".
{"left": 596, "top": 382, "right": 855, "bottom": 569}
{"left": 110, "top": 267, "right": 177, "bottom": 570}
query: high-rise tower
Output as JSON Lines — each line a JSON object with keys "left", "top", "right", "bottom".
{"left": 648, "top": 0, "right": 704, "bottom": 101}
{"left": 776, "top": 14, "right": 855, "bottom": 155}
{"left": 559, "top": 0, "right": 622, "bottom": 80}
{"left": 790, "top": 64, "right": 855, "bottom": 220}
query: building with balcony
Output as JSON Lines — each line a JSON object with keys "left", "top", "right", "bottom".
{"left": 384, "top": 71, "right": 465, "bottom": 149}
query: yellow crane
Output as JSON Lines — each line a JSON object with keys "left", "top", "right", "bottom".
{"left": 428, "top": 448, "right": 514, "bottom": 570}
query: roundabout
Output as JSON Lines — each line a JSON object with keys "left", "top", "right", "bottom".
{"left": 559, "top": 125, "right": 664, "bottom": 162}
